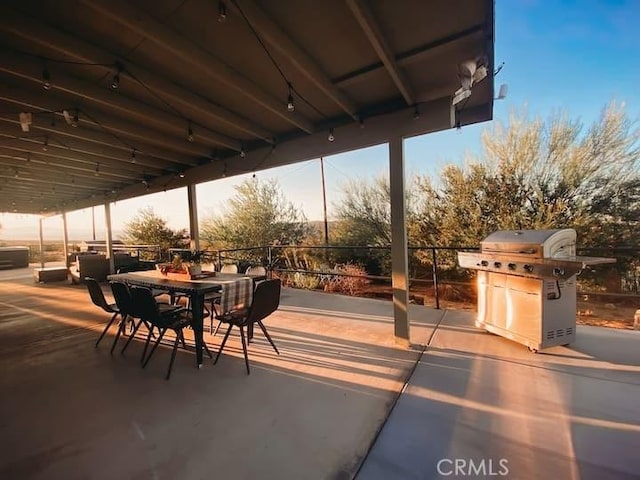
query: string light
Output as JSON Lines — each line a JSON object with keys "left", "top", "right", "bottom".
{"left": 187, "top": 121, "right": 194, "bottom": 142}
{"left": 221, "top": 161, "right": 227, "bottom": 177}
{"left": 111, "top": 63, "right": 121, "bottom": 89}
{"left": 286, "top": 82, "right": 295, "bottom": 112}
{"left": 72, "top": 109, "right": 79, "bottom": 127}
{"left": 217, "top": 1, "right": 227, "bottom": 22}
{"left": 42, "top": 65, "right": 51, "bottom": 90}
{"left": 240, "top": 144, "right": 246, "bottom": 158}
{"left": 179, "top": 171, "right": 186, "bottom": 178}
{"left": 413, "top": 105, "right": 420, "bottom": 120}
{"left": 95, "top": 163, "right": 100, "bottom": 176}
{"left": 131, "top": 148, "right": 136, "bottom": 163}
{"left": 328, "top": 128, "right": 335, "bottom": 142}
{"left": 42, "top": 137, "right": 48, "bottom": 151}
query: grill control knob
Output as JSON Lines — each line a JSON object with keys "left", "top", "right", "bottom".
{"left": 553, "top": 267, "right": 564, "bottom": 276}
{"left": 480, "top": 260, "right": 489, "bottom": 267}
{"left": 508, "top": 263, "right": 517, "bottom": 270}
{"left": 493, "top": 262, "right": 502, "bottom": 268}
{"left": 523, "top": 264, "right": 534, "bottom": 273}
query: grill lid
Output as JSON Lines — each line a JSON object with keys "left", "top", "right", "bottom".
{"left": 481, "top": 229, "right": 576, "bottom": 258}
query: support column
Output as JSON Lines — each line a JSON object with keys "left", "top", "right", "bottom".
{"left": 104, "top": 202, "right": 115, "bottom": 274}
{"left": 62, "top": 212, "right": 69, "bottom": 267}
{"left": 389, "top": 137, "right": 410, "bottom": 345}
{"left": 38, "top": 217, "right": 45, "bottom": 269}
{"left": 187, "top": 184, "right": 200, "bottom": 251}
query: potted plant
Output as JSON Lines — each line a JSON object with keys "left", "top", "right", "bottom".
{"left": 157, "top": 250, "right": 205, "bottom": 277}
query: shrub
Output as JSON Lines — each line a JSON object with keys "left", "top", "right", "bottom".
{"left": 322, "top": 263, "right": 370, "bottom": 296}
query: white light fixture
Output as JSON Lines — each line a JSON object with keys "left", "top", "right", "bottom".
{"left": 328, "top": 128, "right": 335, "bottom": 142}
{"left": 452, "top": 87, "right": 471, "bottom": 106}
{"left": 496, "top": 83, "right": 508, "bottom": 100}
{"left": 19, "top": 112, "right": 32, "bottom": 132}
{"left": 473, "top": 65, "right": 487, "bottom": 84}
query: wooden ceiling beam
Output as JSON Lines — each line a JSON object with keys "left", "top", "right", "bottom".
{"left": 346, "top": 0, "right": 415, "bottom": 106}
{"left": 0, "top": 134, "right": 167, "bottom": 176}
{"left": 0, "top": 87, "right": 208, "bottom": 162}
{"left": 0, "top": 54, "right": 242, "bottom": 151}
{"left": 79, "top": 0, "right": 315, "bottom": 134}
{"left": 232, "top": 0, "right": 359, "bottom": 121}
{"left": 0, "top": 151, "right": 143, "bottom": 183}
{"left": 0, "top": 9, "right": 274, "bottom": 143}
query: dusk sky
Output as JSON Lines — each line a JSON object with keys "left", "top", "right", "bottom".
{"left": 2, "top": 0, "right": 639, "bottom": 240}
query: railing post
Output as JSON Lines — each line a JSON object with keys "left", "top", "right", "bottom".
{"left": 217, "top": 250, "right": 222, "bottom": 271}
{"left": 267, "top": 246, "right": 273, "bottom": 279}
{"left": 432, "top": 247, "right": 440, "bottom": 309}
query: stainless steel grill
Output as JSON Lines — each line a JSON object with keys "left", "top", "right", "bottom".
{"left": 458, "top": 229, "right": 615, "bottom": 351}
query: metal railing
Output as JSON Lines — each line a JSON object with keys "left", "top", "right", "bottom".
{"left": 199, "top": 244, "right": 639, "bottom": 310}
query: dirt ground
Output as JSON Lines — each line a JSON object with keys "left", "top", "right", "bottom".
{"left": 356, "top": 283, "right": 639, "bottom": 330}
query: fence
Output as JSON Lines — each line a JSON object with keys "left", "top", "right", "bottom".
{"left": 207, "top": 244, "right": 640, "bottom": 309}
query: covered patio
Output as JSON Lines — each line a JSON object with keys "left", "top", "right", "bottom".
{"left": 0, "top": 0, "right": 495, "bottom": 345}
{"left": 1, "top": 267, "right": 638, "bottom": 479}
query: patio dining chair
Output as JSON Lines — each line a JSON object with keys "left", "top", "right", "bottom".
{"left": 220, "top": 263, "right": 238, "bottom": 274}
{"left": 214, "top": 278, "right": 281, "bottom": 374}
{"left": 114, "top": 282, "right": 183, "bottom": 361}
{"left": 245, "top": 265, "right": 267, "bottom": 277}
{"left": 130, "top": 286, "right": 212, "bottom": 380}
{"left": 86, "top": 277, "right": 125, "bottom": 349}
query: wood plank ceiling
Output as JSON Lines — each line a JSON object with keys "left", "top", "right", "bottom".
{"left": 0, "top": 0, "right": 494, "bottom": 215}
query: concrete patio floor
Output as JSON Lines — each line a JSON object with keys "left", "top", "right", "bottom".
{"left": 1, "top": 266, "right": 638, "bottom": 479}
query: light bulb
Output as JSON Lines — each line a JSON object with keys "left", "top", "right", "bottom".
{"left": 328, "top": 128, "right": 335, "bottom": 142}
{"left": 217, "top": 1, "right": 227, "bottom": 22}
{"left": 287, "top": 93, "right": 295, "bottom": 112}
{"left": 42, "top": 68, "right": 51, "bottom": 90}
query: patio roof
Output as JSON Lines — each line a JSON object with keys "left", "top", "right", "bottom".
{"left": 0, "top": 0, "right": 494, "bottom": 215}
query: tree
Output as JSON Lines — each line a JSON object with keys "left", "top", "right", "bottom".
{"left": 332, "top": 175, "right": 420, "bottom": 246}
{"left": 330, "top": 175, "right": 421, "bottom": 275}
{"left": 200, "top": 178, "right": 310, "bottom": 251}
{"left": 414, "top": 101, "right": 640, "bottom": 248}
{"left": 122, "top": 207, "right": 186, "bottom": 250}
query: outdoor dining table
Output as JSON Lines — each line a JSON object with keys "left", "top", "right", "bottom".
{"left": 107, "top": 270, "right": 265, "bottom": 367}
